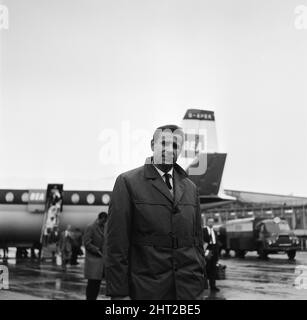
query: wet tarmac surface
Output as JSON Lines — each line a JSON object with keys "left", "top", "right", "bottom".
{"left": 216, "top": 251, "right": 307, "bottom": 300}
{"left": 1, "top": 251, "right": 307, "bottom": 300}
{"left": 0, "top": 258, "right": 102, "bottom": 300}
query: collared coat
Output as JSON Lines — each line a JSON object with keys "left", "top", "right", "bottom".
{"left": 106, "top": 158, "right": 206, "bottom": 300}
{"left": 84, "top": 220, "right": 105, "bottom": 280}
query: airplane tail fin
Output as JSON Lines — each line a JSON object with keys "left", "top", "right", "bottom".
{"left": 178, "top": 109, "right": 232, "bottom": 203}
{"left": 181, "top": 109, "right": 219, "bottom": 155}
{"left": 187, "top": 152, "right": 226, "bottom": 196}
{"left": 178, "top": 109, "right": 219, "bottom": 173}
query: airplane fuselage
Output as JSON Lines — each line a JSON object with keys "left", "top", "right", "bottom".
{"left": 0, "top": 189, "right": 110, "bottom": 247}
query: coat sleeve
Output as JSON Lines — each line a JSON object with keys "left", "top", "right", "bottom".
{"left": 84, "top": 225, "right": 101, "bottom": 256}
{"left": 195, "top": 187, "right": 204, "bottom": 248}
{"left": 195, "top": 187, "right": 207, "bottom": 276}
{"left": 106, "top": 174, "right": 132, "bottom": 297}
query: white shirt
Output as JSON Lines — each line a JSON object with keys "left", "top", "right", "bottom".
{"left": 153, "top": 165, "right": 174, "bottom": 197}
{"left": 207, "top": 226, "right": 216, "bottom": 245}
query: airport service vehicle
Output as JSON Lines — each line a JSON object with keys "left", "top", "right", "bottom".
{"left": 221, "top": 217, "right": 300, "bottom": 260}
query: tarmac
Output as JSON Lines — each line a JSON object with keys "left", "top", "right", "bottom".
{"left": 1, "top": 251, "right": 307, "bottom": 300}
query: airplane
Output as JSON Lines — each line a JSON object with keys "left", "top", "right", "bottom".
{"left": 0, "top": 109, "right": 233, "bottom": 252}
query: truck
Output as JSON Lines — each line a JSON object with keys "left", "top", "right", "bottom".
{"left": 218, "top": 217, "right": 300, "bottom": 260}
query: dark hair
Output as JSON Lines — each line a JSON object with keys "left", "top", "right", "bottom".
{"left": 98, "top": 211, "right": 108, "bottom": 220}
{"left": 152, "top": 124, "right": 184, "bottom": 144}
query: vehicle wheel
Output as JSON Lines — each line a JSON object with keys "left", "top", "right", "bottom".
{"left": 235, "top": 250, "right": 246, "bottom": 258}
{"left": 287, "top": 250, "right": 296, "bottom": 260}
{"left": 224, "top": 249, "right": 231, "bottom": 258}
{"left": 258, "top": 248, "right": 268, "bottom": 260}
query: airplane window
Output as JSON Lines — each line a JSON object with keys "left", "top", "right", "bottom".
{"left": 21, "top": 192, "right": 29, "bottom": 202}
{"left": 5, "top": 192, "right": 14, "bottom": 202}
{"left": 87, "top": 193, "right": 95, "bottom": 204}
{"left": 102, "top": 194, "right": 110, "bottom": 205}
{"left": 71, "top": 193, "right": 80, "bottom": 204}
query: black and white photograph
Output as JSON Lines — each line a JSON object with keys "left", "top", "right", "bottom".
{"left": 1, "top": 0, "right": 307, "bottom": 303}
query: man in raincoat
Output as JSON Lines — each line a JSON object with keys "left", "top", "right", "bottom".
{"left": 84, "top": 212, "right": 108, "bottom": 300}
{"left": 106, "top": 124, "right": 206, "bottom": 300}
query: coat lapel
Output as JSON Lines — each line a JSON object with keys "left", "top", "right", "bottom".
{"left": 150, "top": 176, "right": 174, "bottom": 203}
{"left": 144, "top": 157, "right": 187, "bottom": 205}
{"left": 144, "top": 165, "right": 174, "bottom": 203}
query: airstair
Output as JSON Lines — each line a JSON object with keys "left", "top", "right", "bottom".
{"left": 40, "top": 184, "right": 63, "bottom": 260}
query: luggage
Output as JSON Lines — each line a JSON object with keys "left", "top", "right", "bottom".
{"left": 215, "top": 263, "right": 226, "bottom": 280}
{"left": 204, "top": 249, "right": 213, "bottom": 262}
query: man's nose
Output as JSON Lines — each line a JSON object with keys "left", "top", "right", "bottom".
{"left": 163, "top": 149, "right": 175, "bottom": 157}
{"left": 163, "top": 145, "right": 174, "bottom": 152}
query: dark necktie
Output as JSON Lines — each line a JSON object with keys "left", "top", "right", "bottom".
{"left": 164, "top": 173, "right": 172, "bottom": 190}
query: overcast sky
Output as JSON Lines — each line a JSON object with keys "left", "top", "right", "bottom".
{"left": 0, "top": 0, "right": 307, "bottom": 195}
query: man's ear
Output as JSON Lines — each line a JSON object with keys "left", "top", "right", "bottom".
{"left": 151, "top": 139, "right": 154, "bottom": 151}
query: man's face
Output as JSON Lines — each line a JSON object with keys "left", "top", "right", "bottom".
{"left": 152, "top": 131, "right": 183, "bottom": 165}
{"left": 207, "top": 219, "right": 214, "bottom": 228}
